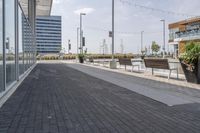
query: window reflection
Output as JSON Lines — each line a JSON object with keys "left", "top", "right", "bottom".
{"left": 5, "top": 0, "right": 16, "bottom": 85}
{"left": 19, "top": 7, "right": 24, "bottom": 75}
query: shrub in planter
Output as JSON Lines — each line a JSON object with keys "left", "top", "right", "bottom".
{"left": 78, "top": 54, "right": 85, "bottom": 63}
{"left": 180, "top": 42, "right": 200, "bottom": 84}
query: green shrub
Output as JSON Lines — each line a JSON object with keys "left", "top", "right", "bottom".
{"left": 180, "top": 41, "right": 200, "bottom": 66}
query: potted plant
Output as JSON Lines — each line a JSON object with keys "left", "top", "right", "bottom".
{"left": 179, "top": 42, "right": 200, "bottom": 84}
{"left": 78, "top": 54, "right": 85, "bottom": 63}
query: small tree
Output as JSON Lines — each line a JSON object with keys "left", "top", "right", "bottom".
{"left": 151, "top": 41, "right": 160, "bottom": 55}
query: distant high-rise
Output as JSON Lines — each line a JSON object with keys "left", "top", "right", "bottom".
{"left": 36, "top": 16, "right": 62, "bottom": 53}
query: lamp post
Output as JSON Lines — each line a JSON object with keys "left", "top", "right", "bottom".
{"left": 112, "top": 0, "right": 114, "bottom": 60}
{"left": 160, "top": 19, "right": 166, "bottom": 58}
{"left": 141, "top": 31, "right": 144, "bottom": 55}
{"left": 109, "top": 0, "right": 117, "bottom": 69}
{"left": 77, "top": 27, "right": 79, "bottom": 55}
{"left": 80, "top": 13, "right": 86, "bottom": 54}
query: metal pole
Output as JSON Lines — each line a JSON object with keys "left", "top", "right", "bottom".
{"left": 163, "top": 20, "right": 166, "bottom": 54}
{"left": 80, "top": 14, "right": 82, "bottom": 54}
{"left": 77, "top": 27, "right": 79, "bottom": 55}
{"left": 2, "top": 0, "right": 6, "bottom": 90}
{"left": 15, "top": 0, "right": 19, "bottom": 81}
{"left": 141, "top": 31, "right": 144, "bottom": 54}
{"left": 68, "top": 40, "right": 70, "bottom": 54}
{"left": 112, "top": 0, "right": 114, "bottom": 60}
{"left": 161, "top": 19, "right": 165, "bottom": 57}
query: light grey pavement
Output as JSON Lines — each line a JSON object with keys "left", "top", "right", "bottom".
{"left": 66, "top": 63, "right": 200, "bottom": 106}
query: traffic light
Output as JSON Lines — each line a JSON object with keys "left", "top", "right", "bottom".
{"left": 69, "top": 43, "right": 71, "bottom": 50}
{"left": 82, "top": 37, "right": 85, "bottom": 47}
{"left": 68, "top": 39, "right": 71, "bottom": 52}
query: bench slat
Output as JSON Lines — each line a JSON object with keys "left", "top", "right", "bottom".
{"left": 144, "top": 59, "right": 169, "bottom": 69}
{"left": 119, "top": 58, "right": 132, "bottom": 66}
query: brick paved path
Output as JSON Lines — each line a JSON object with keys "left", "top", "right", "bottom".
{"left": 0, "top": 63, "right": 200, "bottom": 133}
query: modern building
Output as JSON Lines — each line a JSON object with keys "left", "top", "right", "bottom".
{"left": 36, "top": 16, "right": 62, "bottom": 53}
{"left": 168, "top": 17, "right": 200, "bottom": 57}
{"left": 0, "top": 0, "right": 53, "bottom": 99}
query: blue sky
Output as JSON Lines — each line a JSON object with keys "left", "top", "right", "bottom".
{"left": 51, "top": 0, "right": 200, "bottom": 54}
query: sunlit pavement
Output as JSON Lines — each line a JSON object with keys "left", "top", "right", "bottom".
{"left": 1, "top": 62, "right": 200, "bottom": 133}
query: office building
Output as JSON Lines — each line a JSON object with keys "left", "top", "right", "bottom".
{"left": 169, "top": 17, "right": 200, "bottom": 56}
{"left": 36, "top": 16, "right": 62, "bottom": 53}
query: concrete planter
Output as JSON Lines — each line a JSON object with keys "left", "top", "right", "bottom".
{"left": 109, "top": 61, "right": 117, "bottom": 69}
{"left": 78, "top": 57, "right": 84, "bottom": 63}
{"left": 180, "top": 58, "right": 200, "bottom": 84}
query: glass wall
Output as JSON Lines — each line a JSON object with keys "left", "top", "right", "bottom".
{"left": 0, "top": 0, "right": 36, "bottom": 95}
{"left": 0, "top": 0, "right": 3, "bottom": 92}
{"left": 19, "top": 4, "right": 35, "bottom": 75}
{"left": 5, "top": 0, "right": 16, "bottom": 86}
{"left": 23, "top": 17, "right": 33, "bottom": 71}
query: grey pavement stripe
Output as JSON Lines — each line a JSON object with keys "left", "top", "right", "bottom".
{"left": 66, "top": 63, "right": 200, "bottom": 106}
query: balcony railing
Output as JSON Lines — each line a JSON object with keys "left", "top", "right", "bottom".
{"left": 175, "top": 29, "right": 200, "bottom": 39}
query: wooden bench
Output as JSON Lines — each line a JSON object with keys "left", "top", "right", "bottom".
{"left": 119, "top": 58, "right": 140, "bottom": 72}
{"left": 144, "top": 58, "right": 178, "bottom": 79}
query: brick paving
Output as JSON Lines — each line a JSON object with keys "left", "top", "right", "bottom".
{"left": 0, "top": 63, "right": 200, "bottom": 133}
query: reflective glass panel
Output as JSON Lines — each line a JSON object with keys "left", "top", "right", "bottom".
{"left": 5, "top": 0, "right": 16, "bottom": 85}
{"left": 18, "top": 6, "right": 24, "bottom": 75}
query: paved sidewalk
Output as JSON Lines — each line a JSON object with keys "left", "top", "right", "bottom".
{"left": 1, "top": 63, "right": 200, "bottom": 133}
{"left": 65, "top": 63, "right": 200, "bottom": 106}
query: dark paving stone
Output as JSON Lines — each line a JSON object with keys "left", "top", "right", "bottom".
{"left": 0, "top": 63, "right": 200, "bottom": 133}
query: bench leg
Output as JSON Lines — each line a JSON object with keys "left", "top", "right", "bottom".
{"left": 176, "top": 69, "right": 179, "bottom": 79}
{"left": 152, "top": 68, "right": 154, "bottom": 75}
{"left": 168, "top": 70, "right": 172, "bottom": 79}
{"left": 131, "top": 66, "right": 133, "bottom": 72}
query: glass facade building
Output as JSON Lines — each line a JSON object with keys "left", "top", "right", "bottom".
{"left": 36, "top": 16, "right": 62, "bottom": 53}
{"left": 0, "top": 0, "right": 52, "bottom": 98}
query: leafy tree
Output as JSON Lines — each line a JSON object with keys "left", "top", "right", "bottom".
{"left": 151, "top": 41, "right": 160, "bottom": 54}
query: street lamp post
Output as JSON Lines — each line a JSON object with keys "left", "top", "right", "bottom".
{"left": 80, "top": 13, "right": 86, "bottom": 54}
{"left": 160, "top": 19, "right": 166, "bottom": 58}
{"left": 77, "top": 27, "right": 79, "bottom": 55}
{"left": 112, "top": 0, "right": 114, "bottom": 60}
{"left": 109, "top": 0, "right": 117, "bottom": 69}
{"left": 141, "top": 31, "right": 144, "bottom": 55}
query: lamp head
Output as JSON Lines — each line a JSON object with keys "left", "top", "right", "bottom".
{"left": 80, "top": 13, "right": 86, "bottom": 16}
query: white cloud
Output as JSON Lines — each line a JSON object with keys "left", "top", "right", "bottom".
{"left": 74, "top": 8, "right": 95, "bottom": 15}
